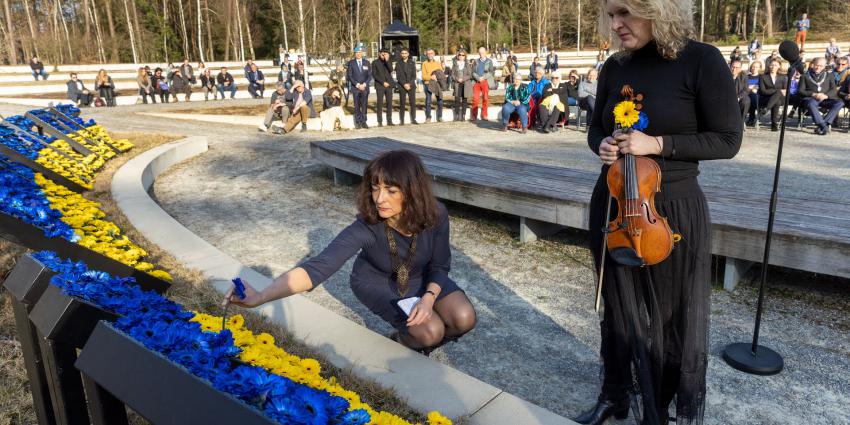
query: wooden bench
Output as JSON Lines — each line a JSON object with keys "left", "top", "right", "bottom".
{"left": 310, "top": 137, "right": 850, "bottom": 290}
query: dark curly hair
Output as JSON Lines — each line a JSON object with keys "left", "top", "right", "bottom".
{"left": 356, "top": 150, "right": 439, "bottom": 234}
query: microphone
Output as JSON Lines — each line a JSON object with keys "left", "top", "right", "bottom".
{"left": 778, "top": 40, "right": 805, "bottom": 75}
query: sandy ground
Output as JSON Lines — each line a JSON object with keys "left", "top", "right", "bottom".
{"left": 8, "top": 101, "right": 849, "bottom": 424}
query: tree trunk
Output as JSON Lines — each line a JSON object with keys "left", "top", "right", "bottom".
{"left": 235, "top": 0, "right": 245, "bottom": 61}
{"left": 312, "top": 0, "right": 317, "bottom": 52}
{"left": 297, "top": 0, "right": 307, "bottom": 53}
{"left": 177, "top": 0, "right": 189, "bottom": 58}
{"left": 89, "top": 0, "right": 107, "bottom": 62}
{"left": 224, "top": 0, "right": 232, "bottom": 60}
{"left": 22, "top": 0, "right": 39, "bottom": 58}
{"left": 104, "top": 0, "right": 118, "bottom": 60}
{"left": 577, "top": 0, "right": 581, "bottom": 51}
{"left": 82, "top": 0, "right": 91, "bottom": 41}
{"left": 57, "top": 0, "right": 74, "bottom": 61}
{"left": 161, "top": 0, "right": 169, "bottom": 63}
{"left": 354, "top": 0, "right": 360, "bottom": 45}
{"left": 700, "top": 0, "right": 705, "bottom": 41}
{"left": 243, "top": 3, "right": 255, "bottom": 59}
{"left": 131, "top": 0, "right": 143, "bottom": 60}
{"left": 122, "top": 0, "right": 138, "bottom": 62}
{"left": 196, "top": 0, "right": 204, "bottom": 61}
{"left": 752, "top": 0, "right": 759, "bottom": 39}
{"left": 204, "top": 0, "right": 213, "bottom": 60}
{"left": 3, "top": 0, "right": 17, "bottom": 64}
{"left": 469, "top": 0, "right": 477, "bottom": 50}
{"left": 764, "top": 0, "right": 773, "bottom": 38}
{"left": 443, "top": 0, "right": 447, "bottom": 55}
{"left": 277, "top": 0, "right": 289, "bottom": 51}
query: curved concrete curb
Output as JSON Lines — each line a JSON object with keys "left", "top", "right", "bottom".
{"left": 111, "top": 136, "right": 576, "bottom": 425}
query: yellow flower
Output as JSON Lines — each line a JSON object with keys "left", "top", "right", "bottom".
{"left": 613, "top": 100, "right": 640, "bottom": 129}
{"left": 426, "top": 412, "right": 452, "bottom": 425}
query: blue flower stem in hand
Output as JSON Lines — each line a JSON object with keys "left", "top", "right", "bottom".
{"left": 222, "top": 277, "right": 247, "bottom": 330}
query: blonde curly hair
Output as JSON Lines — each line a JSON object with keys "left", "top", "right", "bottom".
{"left": 598, "top": 0, "right": 694, "bottom": 61}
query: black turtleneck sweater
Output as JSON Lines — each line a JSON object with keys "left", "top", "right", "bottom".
{"left": 588, "top": 40, "right": 743, "bottom": 183}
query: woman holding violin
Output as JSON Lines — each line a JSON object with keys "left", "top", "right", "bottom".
{"left": 576, "top": 1, "right": 742, "bottom": 425}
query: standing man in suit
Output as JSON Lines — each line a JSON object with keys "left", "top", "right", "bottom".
{"left": 346, "top": 44, "right": 372, "bottom": 129}
{"left": 396, "top": 47, "right": 418, "bottom": 125}
{"left": 372, "top": 47, "right": 396, "bottom": 127}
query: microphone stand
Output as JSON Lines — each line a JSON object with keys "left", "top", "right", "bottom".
{"left": 721, "top": 64, "right": 797, "bottom": 376}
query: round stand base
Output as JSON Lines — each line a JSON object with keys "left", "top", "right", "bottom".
{"left": 723, "top": 342, "right": 784, "bottom": 376}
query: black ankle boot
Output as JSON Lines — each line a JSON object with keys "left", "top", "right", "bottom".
{"left": 573, "top": 396, "right": 629, "bottom": 425}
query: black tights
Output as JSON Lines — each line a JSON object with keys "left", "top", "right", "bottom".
{"left": 399, "top": 291, "right": 477, "bottom": 350}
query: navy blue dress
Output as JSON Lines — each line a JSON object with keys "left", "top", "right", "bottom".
{"left": 300, "top": 203, "right": 462, "bottom": 329}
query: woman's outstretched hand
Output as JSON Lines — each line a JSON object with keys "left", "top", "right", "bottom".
{"left": 222, "top": 280, "right": 265, "bottom": 308}
{"left": 406, "top": 296, "right": 435, "bottom": 327}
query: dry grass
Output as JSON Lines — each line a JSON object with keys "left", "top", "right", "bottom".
{"left": 0, "top": 131, "right": 425, "bottom": 425}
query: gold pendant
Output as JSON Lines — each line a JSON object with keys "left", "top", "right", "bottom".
{"left": 397, "top": 265, "right": 409, "bottom": 286}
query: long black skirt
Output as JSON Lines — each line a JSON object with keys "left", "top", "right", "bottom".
{"left": 588, "top": 174, "right": 711, "bottom": 425}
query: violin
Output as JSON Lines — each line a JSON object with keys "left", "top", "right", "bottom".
{"left": 605, "top": 131, "right": 674, "bottom": 267}
{"left": 594, "top": 85, "right": 676, "bottom": 312}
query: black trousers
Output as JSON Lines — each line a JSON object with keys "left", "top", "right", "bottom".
{"left": 760, "top": 91, "right": 784, "bottom": 125}
{"left": 398, "top": 87, "right": 416, "bottom": 123}
{"left": 453, "top": 96, "right": 468, "bottom": 120}
{"left": 375, "top": 85, "right": 394, "bottom": 124}
{"left": 353, "top": 86, "right": 369, "bottom": 124}
{"left": 537, "top": 107, "right": 565, "bottom": 128}
{"left": 738, "top": 97, "right": 750, "bottom": 123}
{"left": 589, "top": 176, "right": 711, "bottom": 425}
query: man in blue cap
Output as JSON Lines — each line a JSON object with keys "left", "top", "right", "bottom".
{"left": 346, "top": 44, "right": 372, "bottom": 128}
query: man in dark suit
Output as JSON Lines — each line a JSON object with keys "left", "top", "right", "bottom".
{"left": 66, "top": 73, "right": 92, "bottom": 106}
{"left": 346, "top": 44, "right": 372, "bottom": 129}
{"left": 395, "top": 47, "right": 418, "bottom": 125}
{"left": 372, "top": 47, "right": 396, "bottom": 127}
{"left": 730, "top": 60, "right": 750, "bottom": 126}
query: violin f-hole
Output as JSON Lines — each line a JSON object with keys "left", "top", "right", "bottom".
{"left": 642, "top": 203, "right": 657, "bottom": 224}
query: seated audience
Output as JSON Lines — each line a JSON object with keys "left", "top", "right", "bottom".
{"left": 244, "top": 59, "right": 255, "bottom": 75}
{"left": 758, "top": 58, "right": 788, "bottom": 131}
{"left": 730, "top": 46, "right": 743, "bottom": 63}
{"left": 528, "top": 56, "right": 542, "bottom": 79}
{"left": 94, "top": 69, "right": 116, "bottom": 107}
{"left": 137, "top": 67, "right": 156, "bottom": 104}
{"left": 258, "top": 82, "right": 290, "bottom": 132}
{"left": 320, "top": 84, "right": 354, "bottom": 131}
{"left": 30, "top": 56, "right": 49, "bottom": 80}
{"left": 764, "top": 50, "right": 781, "bottom": 70}
{"left": 500, "top": 74, "right": 531, "bottom": 133}
{"left": 745, "top": 61, "right": 763, "bottom": 126}
{"left": 730, "top": 60, "right": 749, "bottom": 124}
{"left": 293, "top": 62, "right": 310, "bottom": 90}
{"left": 169, "top": 68, "right": 191, "bottom": 102}
{"left": 502, "top": 54, "right": 517, "bottom": 85}
{"left": 152, "top": 68, "right": 170, "bottom": 103}
{"left": 825, "top": 38, "right": 842, "bottom": 62}
{"left": 537, "top": 72, "right": 569, "bottom": 133}
{"left": 747, "top": 38, "right": 762, "bottom": 61}
{"left": 66, "top": 73, "right": 93, "bottom": 106}
{"left": 798, "top": 57, "right": 843, "bottom": 135}
{"left": 545, "top": 50, "right": 559, "bottom": 73}
{"left": 839, "top": 74, "right": 850, "bottom": 112}
{"left": 247, "top": 63, "right": 266, "bottom": 98}
{"left": 216, "top": 67, "right": 237, "bottom": 99}
{"left": 199, "top": 68, "right": 217, "bottom": 100}
{"left": 180, "top": 59, "right": 195, "bottom": 85}
{"left": 278, "top": 63, "right": 293, "bottom": 89}
{"left": 279, "top": 80, "right": 316, "bottom": 134}
{"left": 578, "top": 68, "right": 598, "bottom": 117}
{"left": 565, "top": 70, "right": 580, "bottom": 106}
{"left": 527, "top": 67, "right": 550, "bottom": 105}
{"left": 833, "top": 56, "right": 849, "bottom": 85}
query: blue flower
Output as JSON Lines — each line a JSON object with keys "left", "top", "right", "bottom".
{"left": 632, "top": 111, "right": 650, "bottom": 132}
{"left": 339, "top": 409, "right": 371, "bottom": 425}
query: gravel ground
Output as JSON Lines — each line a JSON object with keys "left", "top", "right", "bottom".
{"left": 9, "top": 101, "right": 849, "bottom": 424}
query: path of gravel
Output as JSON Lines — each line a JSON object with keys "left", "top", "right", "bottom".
{"left": 10, "top": 101, "right": 848, "bottom": 424}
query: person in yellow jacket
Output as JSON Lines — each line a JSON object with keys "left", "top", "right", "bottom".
{"left": 537, "top": 72, "right": 570, "bottom": 133}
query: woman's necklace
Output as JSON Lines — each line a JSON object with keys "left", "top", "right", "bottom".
{"left": 385, "top": 224, "right": 418, "bottom": 297}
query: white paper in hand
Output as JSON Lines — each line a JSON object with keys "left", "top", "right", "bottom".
{"left": 396, "top": 296, "right": 421, "bottom": 317}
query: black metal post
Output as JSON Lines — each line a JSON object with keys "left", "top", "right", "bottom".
{"left": 721, "top": 65, "right": 793, "bottom": 376}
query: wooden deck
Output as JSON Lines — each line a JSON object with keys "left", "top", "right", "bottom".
{"left": 310, "top": 137, "right": 850, "bottom": 289}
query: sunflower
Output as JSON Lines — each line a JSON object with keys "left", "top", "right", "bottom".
{"left": 613, "top": 100, "right": 640, "bottom": 129}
